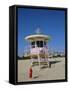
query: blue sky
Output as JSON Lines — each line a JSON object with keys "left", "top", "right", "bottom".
{"left": 18, "top": 8, "right": 65, "bottom": 57}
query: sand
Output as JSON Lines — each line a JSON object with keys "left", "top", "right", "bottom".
{"left": 18, "top": 57, "right": 65, "bottom": 82}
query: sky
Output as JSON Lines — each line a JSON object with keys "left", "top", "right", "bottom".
{"left": 18, "top": 7, "right": 65, "bottom": 57}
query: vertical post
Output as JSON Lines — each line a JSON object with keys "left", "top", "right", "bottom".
{"left": 35, "top": 40, "right": 37, "bottom": 48}
{"left": 35, "top": 40, "right": 41, "bottom": 69}
{"left": 38, "top": 52, "right": 41, "bottom": 69}
{"left": 43, "top": 40, "right": 46, "bottom": 62}
{"left": 44, "top": 40, "right": 49, "bottom": 67}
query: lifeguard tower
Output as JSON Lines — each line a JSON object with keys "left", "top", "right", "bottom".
{"left": 25, "top": 28, "right": 50, "bottom": 68}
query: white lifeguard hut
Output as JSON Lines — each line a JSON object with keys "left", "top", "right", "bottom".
{"left": 25, "top": 28, "right": 50, "bottom": 68}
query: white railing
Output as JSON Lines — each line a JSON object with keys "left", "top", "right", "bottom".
{"left": 23, "top": 45, "right": 49, "bottom": 57}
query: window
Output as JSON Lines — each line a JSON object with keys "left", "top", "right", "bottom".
{"left": 36, "top": 41, "right": 43, "bottom": 47}
{"left": 31, "top": 41, "right": 35, "bottom": 48}
{"left": 44, "top": 41, "right": 46, "bottom": 46}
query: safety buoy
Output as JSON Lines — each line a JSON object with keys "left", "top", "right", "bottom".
{"left": 29, "top": 67, "right": 32, "bottom": 78}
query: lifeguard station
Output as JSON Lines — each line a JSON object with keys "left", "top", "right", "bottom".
{"left": 25, "top": 28, "right": 50, "bottom": 69}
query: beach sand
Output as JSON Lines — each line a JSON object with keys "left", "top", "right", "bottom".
{"left": 18, "top": 57, "right": 65, "bottom": 82}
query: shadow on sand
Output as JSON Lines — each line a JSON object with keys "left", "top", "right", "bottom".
{"left": 49, "top": 60, "right": 61, "bottom": 68}
{"left": 40, "top": 60, "right": 61, "bottom": 69}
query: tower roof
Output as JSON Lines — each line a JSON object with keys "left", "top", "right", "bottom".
{"left": 25, "top": 28, "right": 50, "bottom": 41}
{"left": 25, "top": 34, "right": 50, "bottom": 40}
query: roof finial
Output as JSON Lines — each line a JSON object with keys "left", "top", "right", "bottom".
{"left": 36, "top": 27, "right": 42, "bottom": 34}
